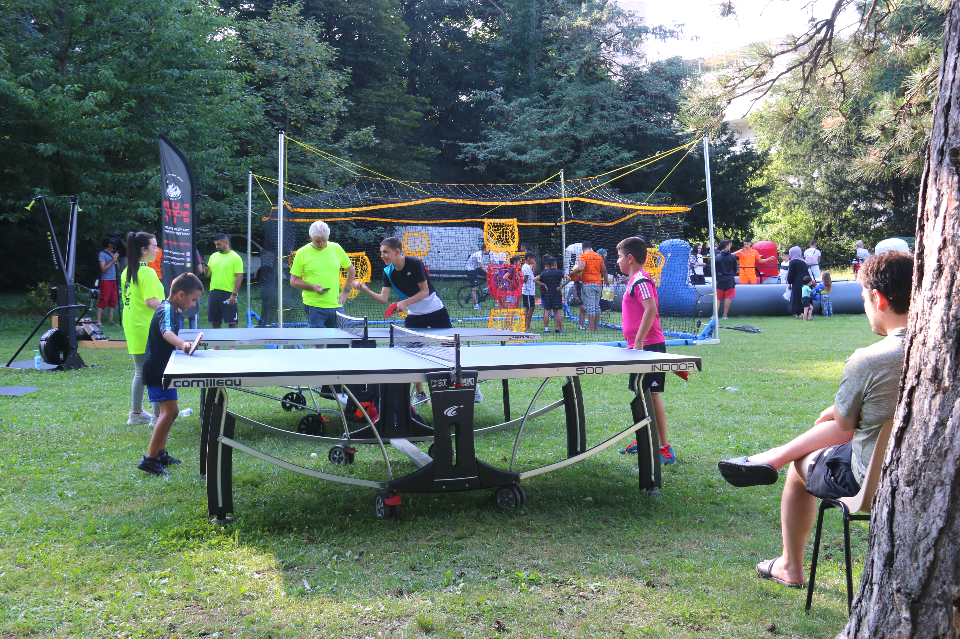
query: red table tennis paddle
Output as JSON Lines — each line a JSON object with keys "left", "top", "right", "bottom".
{"left": 673, "top": 371, "right": 689, "bottom": 381}
{"left": 385, "top": 302, "right": 399, "bottom": 318}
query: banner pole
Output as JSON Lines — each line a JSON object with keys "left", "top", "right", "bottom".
{"left": 277, "top": 131, "right": 285, "bottom": 328}
{"left": 704, "top": 135, "right": 720, "bottom": 340}
{"left": 247, "top": 170, "right": 253, "bottom": 327}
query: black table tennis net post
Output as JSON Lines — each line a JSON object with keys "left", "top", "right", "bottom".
{"left": 391, "top": 323, "right": 461, "bottom": 384}
{"left": 336, "top": 311, "right": 368, "bottom": 341}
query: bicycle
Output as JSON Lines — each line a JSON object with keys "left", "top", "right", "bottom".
{"left": 457, "top": 283, "right": 490, "bottom": 308}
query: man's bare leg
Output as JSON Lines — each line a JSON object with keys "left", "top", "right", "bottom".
{"left": 770, "top": 453, "right": 819, "bottom": 585}
{"left": 749, "top": 419, "right": 853, "bottom": 470}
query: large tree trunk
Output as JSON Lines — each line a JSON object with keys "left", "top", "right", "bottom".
{"left": 839, "top": 1, "right": 960, "bottom": 637}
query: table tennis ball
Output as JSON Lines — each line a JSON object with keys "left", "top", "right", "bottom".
{"left": 310, "top": 453, "right": 318, "bottom": 458}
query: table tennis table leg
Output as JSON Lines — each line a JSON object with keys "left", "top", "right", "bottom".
{"left": 562, "top": 376, "right": 586, "bottom": 457}
{"left": 199, "top": 387, "right": 217, "bottom": 477}
{"left": 204, "top": 389, "right": 235, "bottom": 524}
{"left": 630, "top": 385, "right": 662, "bottom": 492}
{"left": 502, "top": 379, "right": 511, "bottom": 422}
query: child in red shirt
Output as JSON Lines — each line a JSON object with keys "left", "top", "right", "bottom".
{"left": 616, "top": 236, "right": 676, "bottom": 464}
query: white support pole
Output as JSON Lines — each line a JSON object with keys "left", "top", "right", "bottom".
{"left": 247, "top": 170, "right": 252, "bottom": 327}
{"left": 704, "top": 135, "right": 720, "bottom": 340}
{"left": 560, "top": 169, "right": 567, "bottom": 272}
{"left": 277, "top": 131, "right": 285, "bottom": 328}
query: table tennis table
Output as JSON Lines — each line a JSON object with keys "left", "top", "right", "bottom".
{"left": 179, "top": 322, "right": 540, "bottom": 429}
{"left": 179, "top": 326, "right": 541, "bottom": 348}
{"left": 164, "top": 324, "right": 701, "bottom": 521}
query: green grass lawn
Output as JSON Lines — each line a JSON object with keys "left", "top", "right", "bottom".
{"left": 0, "top": 296, "right": 876, "bottom": 638}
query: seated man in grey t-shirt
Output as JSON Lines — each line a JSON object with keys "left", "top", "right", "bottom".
{"left": 717, "top": 251, "right": 914, "bottom": 589}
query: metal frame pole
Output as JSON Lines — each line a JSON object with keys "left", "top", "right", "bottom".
{"left": 704, "top": 136, "right": 720, "bottom": 340}
{"left": 247, "top": 170, "right": 253, "bottom": 327}
{"left": 277, "top": 131, "right": 285, "bottom": 328}
{"left": 560, "top": 169, "right": 567, "bottom": 271}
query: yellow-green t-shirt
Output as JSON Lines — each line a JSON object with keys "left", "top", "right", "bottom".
{"left": 290, "top": 241, "right": 351, "bottom": 308}
{"left": 121, "top": 264, "right": 165, "bottom": 354}
{"left": 207, "top": 250, "right": 244, "bottom": 293}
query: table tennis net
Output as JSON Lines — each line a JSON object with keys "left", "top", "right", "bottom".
{"left": 390, "top": 324, "right": 457, "bottom": 367}
{"left": 336, "top": 312, "right": 368, "bottom": 339}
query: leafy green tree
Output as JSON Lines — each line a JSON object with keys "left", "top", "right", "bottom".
{"left": 0, "top": 0, "right": 256, "bottom": 286}
{"left": 232, "top": 2, "right": 372, "bottom": 198}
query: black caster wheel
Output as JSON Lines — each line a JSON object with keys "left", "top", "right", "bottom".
{"left": 513, "top": 485, "right": 526, "bottom": 506}
{"left": 493, "top": 486, "right": 520, "bottom": 510}
{"left": 281, "top": 391, "right": 302, "bottom": 412}
{"left": 375, "top": 492, "right": 401, "bottom": 519}
{"left": 297, "top": 414, "right": 326, "bottom": 436}
{"left": 294, "top": 392, "right": 306, "bottom": 409}
{"left": 427, "top": 443, "right": 435, "bottom": 458}
{"left": 328, "top": 445, "right": 349, "bottom": 465}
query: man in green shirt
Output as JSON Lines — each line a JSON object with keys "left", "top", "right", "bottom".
{"left": 203, "top": 233, "right": 244, "bottom": 328}
{"left": 290, "top": 220, "right": 355, "bottom": 329}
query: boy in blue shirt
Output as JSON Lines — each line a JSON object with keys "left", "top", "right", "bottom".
{"left": 137, "top": 273, "right": 204, "bottom": 476}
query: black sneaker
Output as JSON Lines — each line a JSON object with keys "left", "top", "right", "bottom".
{"left": 137, "top": 455, "right": 170, "bottom": 476}
{"left": 158, "top": 449, "right": 182, "bottom": 466}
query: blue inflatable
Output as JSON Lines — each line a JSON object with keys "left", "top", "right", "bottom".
{"left": 656, "top": 239, "right": 698, "bottom": 317}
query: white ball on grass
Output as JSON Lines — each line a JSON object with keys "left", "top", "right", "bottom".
{"left": 310, "top": 452, "right": 318, "bottom": 458}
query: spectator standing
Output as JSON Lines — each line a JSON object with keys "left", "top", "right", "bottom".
{"left": 121, "top": 232, "right": 163, "bottom": 426}
{"left": 289, "top": 220, "right": 354, "bottom": 330}
{"left": 203, "top": 233, "right": 244, "bottom": 330}
{"left": 786, "top": 246, "right": 811, "bottom": 317}
{"left": 534, "top": 255, "right": 567, "bottom": 333}
{"left": 812, "top": 273, "right": 834, "bottom": 317}
{"left": 779, "top": 250, "right": 790, "bottom": 284}
{"left": 804, "top": 240, "right": 822, "bottom": 282}
{"left": 689, "top": 245, "right": 706, "bottom": 285}
{"left": 853, "top": 240, "right": 871, "bottom": 274}
{"left": 96, "top": 238, "right": 119, "bottom": 326}
{"left": 520, "top": 252, "right": 537, "bottom": 332}
{"left": 734, "top": 239, "right": 774, "bottom": 285}
{"left": 714, "top": 239, "right": 739, "bottom": 319}
{"left": 564, "top": 242, "right": 585, "bottom": 328}
{"left": 568, "top": 240, "right": 608, "bottom": 332}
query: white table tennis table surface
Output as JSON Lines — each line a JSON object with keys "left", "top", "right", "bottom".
{"left": 164, "top": 344, "right": 701, "bottom": 389}
{"left": 180, "top": 326, "right": 540, "bottom": 346}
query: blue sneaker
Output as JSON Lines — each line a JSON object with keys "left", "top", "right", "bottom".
{"left": 619, "top": 440, "right": 638, "bottom": 455}
{"left": 660, "top": 445, "right": 677, "bottom": 465}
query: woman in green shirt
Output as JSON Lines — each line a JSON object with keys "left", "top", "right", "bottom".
{"left": 121, "top": 232, "right": 164, "bottom": 425}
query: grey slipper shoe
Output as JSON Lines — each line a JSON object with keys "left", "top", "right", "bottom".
{"left": 755, "top": 557, "right": 804, "bottom": 589}
{"left": 717, "top": 456, "right": 779, "bottom": 487}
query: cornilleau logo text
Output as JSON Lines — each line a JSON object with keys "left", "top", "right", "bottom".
{"left": 651, "top": 363, "right": 697, "bottom": 372}
{"left": 173, "top": 378, "right": 242, "bottom": 388}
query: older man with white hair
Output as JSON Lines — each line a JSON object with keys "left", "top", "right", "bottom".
{"left": 289, "top": 220, "right": 355, "bottom": 329}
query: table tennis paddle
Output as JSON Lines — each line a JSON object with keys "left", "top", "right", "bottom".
{"left": 673, "top": 371, "right": 689, "bottom": 381}
{"left": 186, "top": 332, "right": 202, "bottom": 355}
{"left": 384, "top": 302, "right": 399, "bottom": 318}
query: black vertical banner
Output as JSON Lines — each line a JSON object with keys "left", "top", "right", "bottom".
{"left": 159, "top": 134, "right": 196, "bottom": 287}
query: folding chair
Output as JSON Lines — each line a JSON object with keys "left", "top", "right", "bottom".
{"left": 805, "top": 419, "right": 894, "bottom": 612}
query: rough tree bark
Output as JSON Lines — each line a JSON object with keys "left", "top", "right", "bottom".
{"left": 839, "top": 1, "right": 960, "bottom": 637}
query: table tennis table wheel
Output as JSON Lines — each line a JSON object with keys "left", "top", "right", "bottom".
{"left": 493, "top": 485, "right": 525, "bottom": 510}
{"left": 297, "top": 414, "right": 327, "bottom": 436}
{"left": 282, "top": 391, "right": 305, "bottom": 412}
{"left": 374, "top": 492, "right": 401, "bottom": 519}
{"left": 328, "top": 444, "right": 355, "bottom": 465}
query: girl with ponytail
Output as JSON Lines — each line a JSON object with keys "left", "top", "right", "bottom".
{"left": 121, "top": 232, "right": 163, "bottom": 425}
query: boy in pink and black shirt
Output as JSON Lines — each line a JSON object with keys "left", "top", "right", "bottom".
{"left": 617, "top": 236, "right": 676, "bottom": 465}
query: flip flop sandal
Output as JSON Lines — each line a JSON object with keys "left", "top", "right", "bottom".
{"left": 717, "top": 456, "right": 779, "bottom": 487}
{"left": 755, "top": 557, "right": 803, "bottom": 589}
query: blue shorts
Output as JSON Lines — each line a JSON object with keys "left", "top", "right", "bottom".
{"left": 305, "top": 305, "right": 343, "bottom": 328}
{"left": 147, "top": 385, "right": 178, "bottom": 403}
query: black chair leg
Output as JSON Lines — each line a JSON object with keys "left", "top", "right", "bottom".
{"left": 842, "top": 506, "right": 854, "bottom": 612}
{"left": 806, "top": 500, "right": 831, "bottom": 612}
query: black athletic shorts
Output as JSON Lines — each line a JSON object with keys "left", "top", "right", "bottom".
{"left": 541, "top": 291, "right": 562, "bottom": 310}
{"left": 467, "top": 268, "right": 485, "bottom": 287}
{"left": 802, "top": 296, "right": 813, "bottom": 308}
{"left": 404, "top": 306, "right": 452, "bottom": 330}
{"left": 806, "top": 442, "right": 860, "bottom": 500}
{"left": 208, "top": 289, "right": 239, "bottom": 324}
{"left": 628, "top": 342, "right": 666, "bottom": 394}
{"left": 522, "top": 294, "right": 536, "bottom": 309}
